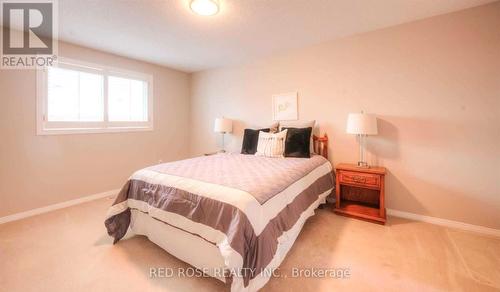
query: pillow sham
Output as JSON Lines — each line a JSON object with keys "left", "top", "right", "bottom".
{"left": 255, "top": 129, "right": 288, "bottom": 158}
{"left": 280, "top": 120, "right": 316, "bottom": 153}
{"left": 241, "top": 128, "right": 270, "bottom": 154}
{"left": 282, "top": 127, "right": 312, "bottom": 158}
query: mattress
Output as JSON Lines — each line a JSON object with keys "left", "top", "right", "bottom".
{"left": 105, "top": 153, "right": 334, "bottom": 292}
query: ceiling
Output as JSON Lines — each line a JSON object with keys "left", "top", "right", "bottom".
{"left": 58, "top": 0, "right": 496, "bottom": 72}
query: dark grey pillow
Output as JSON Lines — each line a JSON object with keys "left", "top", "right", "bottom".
{"left": 241, "top": 128, "right": 270, "bottom": 154}
{"left": 282, "top": 127, "right": 312, "bottom": 158}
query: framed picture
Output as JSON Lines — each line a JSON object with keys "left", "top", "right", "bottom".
{"left": 272, "top": 92, "right": 298, "bottom": 121}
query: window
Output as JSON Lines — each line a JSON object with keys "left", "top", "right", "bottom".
{"left": 108, "top": 76, "right": 148, "bottom": 122}
{"left": 37, "top": 58, "right": 153, "bottom": 135}
{"left": 47, "top": 66, "right": 104, "bottom": 122}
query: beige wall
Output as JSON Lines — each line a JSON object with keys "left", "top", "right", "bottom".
{"left": 190, "top": 3, "right": 500, "bottom": 229}
{"left": 0, "top": 42, "right": 191, "bottom": 217}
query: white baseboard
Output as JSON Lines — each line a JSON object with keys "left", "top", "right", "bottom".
{"left": 387, "top": 209, "right": 500, "bottom": 238}
{"left": 0, "top": 189, "right": 119, "bottom": 225}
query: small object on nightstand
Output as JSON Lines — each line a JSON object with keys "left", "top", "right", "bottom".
{"left": 334, "top": 163, "right": 386, "bottom": 224}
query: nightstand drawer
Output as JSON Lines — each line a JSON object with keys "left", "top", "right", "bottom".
{"left": 338, "top": 171, "right": 381, "bottom": 188}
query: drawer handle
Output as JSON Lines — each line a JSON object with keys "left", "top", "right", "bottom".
{"left": 352, "top": 176, "right": 366, "bottom": 183}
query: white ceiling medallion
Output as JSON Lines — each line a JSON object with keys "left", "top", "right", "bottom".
{"left": 190, "top": 0, "right": 219, "bottom": 16}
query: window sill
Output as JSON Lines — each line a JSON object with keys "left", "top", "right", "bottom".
{"left": 37, "top": 126, "right": 154, "bottom": 136}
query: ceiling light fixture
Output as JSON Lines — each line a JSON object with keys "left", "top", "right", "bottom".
{"left": 190, "top": 0, "right": 219, "bottom": 16}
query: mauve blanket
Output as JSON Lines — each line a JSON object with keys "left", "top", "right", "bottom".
{"left": 105, "top": 153, "right": 334, "bottom": 291}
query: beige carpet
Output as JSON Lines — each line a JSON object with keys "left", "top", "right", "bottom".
{"left": 0, "top": 196, "right": 499, "bottom": 292}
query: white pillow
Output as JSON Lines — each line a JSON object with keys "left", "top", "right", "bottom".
{"left": 279, "top": 120, "right": 316, "bottom": 154}
{"left": 255, "top": 129, "right": 288, "bottom": 158}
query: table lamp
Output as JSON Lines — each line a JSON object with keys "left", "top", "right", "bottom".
{"left": 214, "top": 117, "right": 232, "bottom": 152}
{"left": 346, "top": 112, "right": 378, "bottom": 168}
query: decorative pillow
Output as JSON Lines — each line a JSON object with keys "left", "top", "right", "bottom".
{"left": 282, "top": 127, "right": 312, "bottom": 158}
{"left": 280, "top": 120, "right": 316, "bottom": 153}
{"left": 241, "top": 128, "right": 270, "bottom": 154}
{"left": 255, "top": 129, "right": 288, "bottom": 158}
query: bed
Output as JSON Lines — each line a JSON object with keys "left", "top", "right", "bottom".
{"left": 105, "top": 135, "right": 334, "bottom": 292}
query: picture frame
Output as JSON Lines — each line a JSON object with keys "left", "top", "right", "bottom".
{"left": 272, "top": 92, "right": 298, "bottom": 121}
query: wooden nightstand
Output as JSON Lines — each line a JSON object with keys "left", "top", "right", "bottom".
{"left": 334, "top": 163, "right": 387, "bottom": 224}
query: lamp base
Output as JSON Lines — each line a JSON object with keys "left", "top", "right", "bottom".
{"left": 357, "top": 161, "right": 370, "bottom": 168}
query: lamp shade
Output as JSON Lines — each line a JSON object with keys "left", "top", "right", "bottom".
{"left": 214, "top": 117, "right": 232, "bottom": 133}
{"left": 346, "top": 113, "right": 378, "bottom": 135}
